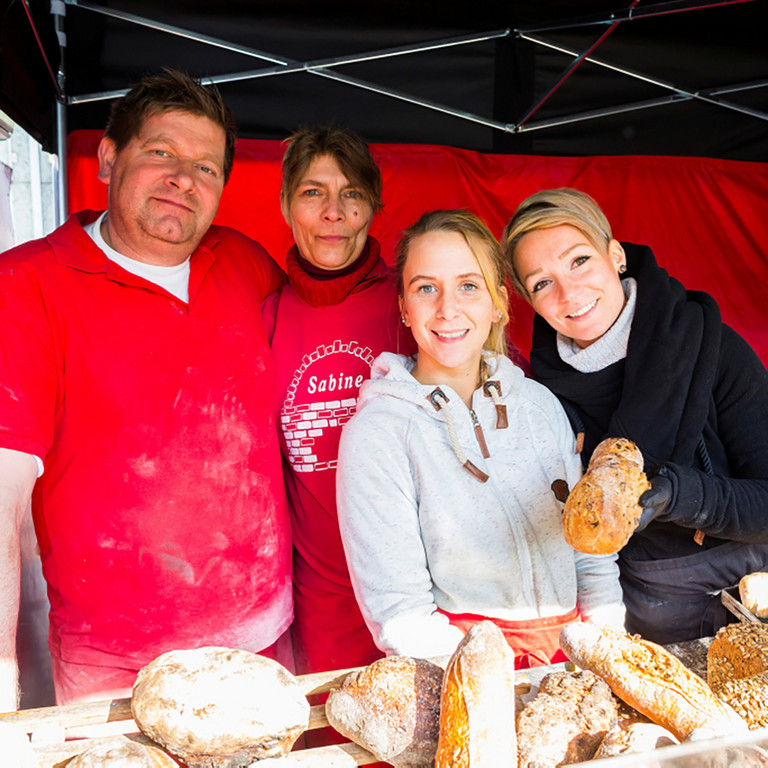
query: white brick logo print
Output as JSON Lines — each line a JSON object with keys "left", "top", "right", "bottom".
{"left": 281, "top": 340, "right": 375, "bottom": 473}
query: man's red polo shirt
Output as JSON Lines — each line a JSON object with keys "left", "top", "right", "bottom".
{"left": 0, "top": 211, "right": 292, "bottom": 673}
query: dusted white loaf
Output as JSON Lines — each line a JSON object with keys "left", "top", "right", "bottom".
{"left": 132, "top": 646, "right": 309, "bottom": 767}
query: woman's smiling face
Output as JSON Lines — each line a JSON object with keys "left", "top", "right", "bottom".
{"left": 400, "top": 229, "right": 498, "bottom": 384}
{"left": 514, "top": 224, "right": 626, "bottom": 348}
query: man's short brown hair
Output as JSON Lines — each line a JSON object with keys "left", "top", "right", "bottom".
{"left": 104, "top": 69, "right": 237, "bottom": 183}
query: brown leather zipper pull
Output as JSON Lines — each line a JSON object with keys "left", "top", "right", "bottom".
{"left": 463, "top": 460, "right": 489, "bottom": 483}
{"left": 470, "top": 409, "right": 490, "bottom": 458}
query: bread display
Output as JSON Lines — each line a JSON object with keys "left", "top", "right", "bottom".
{"left": 559, "top": 623, "right": 747, "bottom": 741}
{"left": 131, "top": 646, "right": 309, "bottom": 767}
{"left": 740, "top": 572, "right": 768, "bottom": 619}
{"left": 562, "top": 437, "right": 651, "bottom": 555}
{"left": 593, "top": 722, "right": 678, "bottom": 758}
{"left": 67, "top": 736, "right": 179, "bottom": 767}
{"left": 325, "top": 655, "right": 444, "bottom": 767}
{"left": 435, "top": 620, "right": 517, "bottom": 766}
{"left": 516, "top": 669, "right": 620, "bottom": 767}
{"left": 708, "top": 622, "right": 768, "bottom": 692}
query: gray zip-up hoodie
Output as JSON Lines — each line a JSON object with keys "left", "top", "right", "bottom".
{"left": 337, "top": 352, "right": 625, "bottom": 658}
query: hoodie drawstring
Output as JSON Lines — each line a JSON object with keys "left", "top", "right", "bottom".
{"left": 483, "top": 380, "right": 508, "bottom": 429}
{"left": 428, "top": 388, "right": 489, "bottom": 483}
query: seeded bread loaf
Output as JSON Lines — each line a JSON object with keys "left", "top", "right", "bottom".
{"left": 516, "top": 669, "right": 620, "bottom": 767}
{"left": 708, "top": 622, "right": 768, "bottom": 692}
{"left": 712, "top": 671, "right": 768, "bottom": 730}
{"left": 435, "top": 621, "right": 517, "bottom": 767}
{"left": 560, "top": 623, "right": 746, "bottom": 741}
{"left": 562, "top": 437, "right": 651, "bottom": 555}
{"left": 325, "top": 655, "right": 444, "bottom": 767}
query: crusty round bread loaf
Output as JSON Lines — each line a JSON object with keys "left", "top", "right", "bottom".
{"left": 708, "top": 622, "right": 768, "bottom": 692}
{"left": 435, "top": 621, "right": 517, "bottom": 767}
{"left": 325, "top": 655, "right": 443, "bottom": 767}
{"left": 516, "top": 669, "right": 620, "bottom": 767}
{"left": 740, "top": 572, "right": 768, "bottom": 619}
{"left": 560, "top": 623, "right": 747, "bottom": 741}
{"left": 562, "top": 437, "right": 651, "bottom": 555}
{"left": 67, "top": 736, "right": 178, "bottom": 767}
{"left": 131, "top": 646, "right": 309, "bottom": 768}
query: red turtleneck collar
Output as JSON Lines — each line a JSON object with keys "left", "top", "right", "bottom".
{"left": 285, "top": 237, "right": 388, "bottom": 307}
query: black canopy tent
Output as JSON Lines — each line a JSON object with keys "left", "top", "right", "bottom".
{"left": 2, "top": 0, "right": 767, "bottom": 204}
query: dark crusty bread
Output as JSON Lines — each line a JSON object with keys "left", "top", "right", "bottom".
{"left": 562, "top": 437, "right": 651, "bottom": 555}
{"left": 560, "top": 623, "right": 746, "bottom": 741}
{"left": 131, "top": 646, "right": 309, "bottom": 768}
{"left": 435, "top": 621, "right": 517, "bottom": 767}
{"left": 516, "top": 669, "right": 620, "bottom": 767}
{"left": 708, "top": 622, "right": 768, "bottom": 692}
{"left": 325, "top": 655, "right": 443, "bottom": 767}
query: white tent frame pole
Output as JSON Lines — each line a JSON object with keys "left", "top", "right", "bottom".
{"left": 52, "top": 0, "right": 68, "bottom": 224}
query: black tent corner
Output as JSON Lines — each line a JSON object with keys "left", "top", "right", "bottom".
{"left": 2, "top": 0, "right": 767, "bottom": 160}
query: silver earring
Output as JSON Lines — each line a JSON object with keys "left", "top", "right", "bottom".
{"left": 401, "top": 315, "right": 406, "bottom": 324}
{"left": 619, "top": 264, "right": 627, "bottom": 274}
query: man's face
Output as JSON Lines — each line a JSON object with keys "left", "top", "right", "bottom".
{"left": 97, "top": 109, "right": 226, "bottom": 265}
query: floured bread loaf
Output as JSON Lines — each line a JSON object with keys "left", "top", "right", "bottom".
{"left": 708, "top": 622, "right": 768, "bottom": 691}
{"left": 67, "top": 736, "right": 178, "bottom": 767}
{"left": 562, "top": 437, "right": 650, "bottom": 555}
{"left": 325, "top": 655, "right": 443, "bottom": 767}
{"left": 132, "top": 646, "right": 309, "bottom": 768}
{"left": 740, "top": 572, "right": 768, "bottom": 619}
{"left": 594, "top": 722, "right": 678, "bottom": 758}
{"left": 435, "top": 621, "right": 517, "bottom": 767}
{"left": 516, "top": 669, "right": 620, "bottom": 767}
{"left": 560, "top": 623, "right": 746, "bottom": 741}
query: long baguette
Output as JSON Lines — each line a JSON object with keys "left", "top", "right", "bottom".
{"left": 435, "top": 621, "right": 517, "bottom": 766}
{"left": 559, "top": 623, "right": 746, "bottom": 741}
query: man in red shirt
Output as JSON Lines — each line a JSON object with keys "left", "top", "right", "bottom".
{"left": 0, "top": 70, "right": 292, "bottom": 709}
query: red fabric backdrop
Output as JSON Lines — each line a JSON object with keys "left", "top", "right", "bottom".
{"left": 68, "top": 131, "right": 768, "bottom": 365}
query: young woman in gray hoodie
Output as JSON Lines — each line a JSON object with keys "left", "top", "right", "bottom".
{"left": 337, "top": 210, "right": 625, "bottom": 668}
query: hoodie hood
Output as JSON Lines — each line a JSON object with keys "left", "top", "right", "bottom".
{"left": 359, "top": 352, "right": 524, "bottom": 413}
{"left": 356, "top": 352, "right": 527, "bottom": 481}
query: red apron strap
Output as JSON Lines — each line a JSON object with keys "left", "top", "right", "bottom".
{"left": 437, "top": 607, "right": 582, "bottom": 669}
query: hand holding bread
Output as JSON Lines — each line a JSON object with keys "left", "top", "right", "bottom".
{"left": 562, "top": 437, "right": 651, "bottom": 555}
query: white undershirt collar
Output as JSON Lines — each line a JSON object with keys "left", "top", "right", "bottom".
{"left": 85, "top": 211, "right": 191, "bottom": 303}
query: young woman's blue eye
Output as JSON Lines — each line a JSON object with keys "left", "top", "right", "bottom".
{"left": 417, "top": 284, "right": 435, "bottom": 294}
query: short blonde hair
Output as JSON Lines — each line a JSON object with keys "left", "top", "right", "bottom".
{"left": 502, "top": 188, "right": 612, "bottom": 298}
{"left": 395, "top": 209, "right": 509, "bottom": 357}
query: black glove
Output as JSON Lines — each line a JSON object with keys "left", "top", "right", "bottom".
{"left": 636, "top": 469, "right": 674, "bottom": 531}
